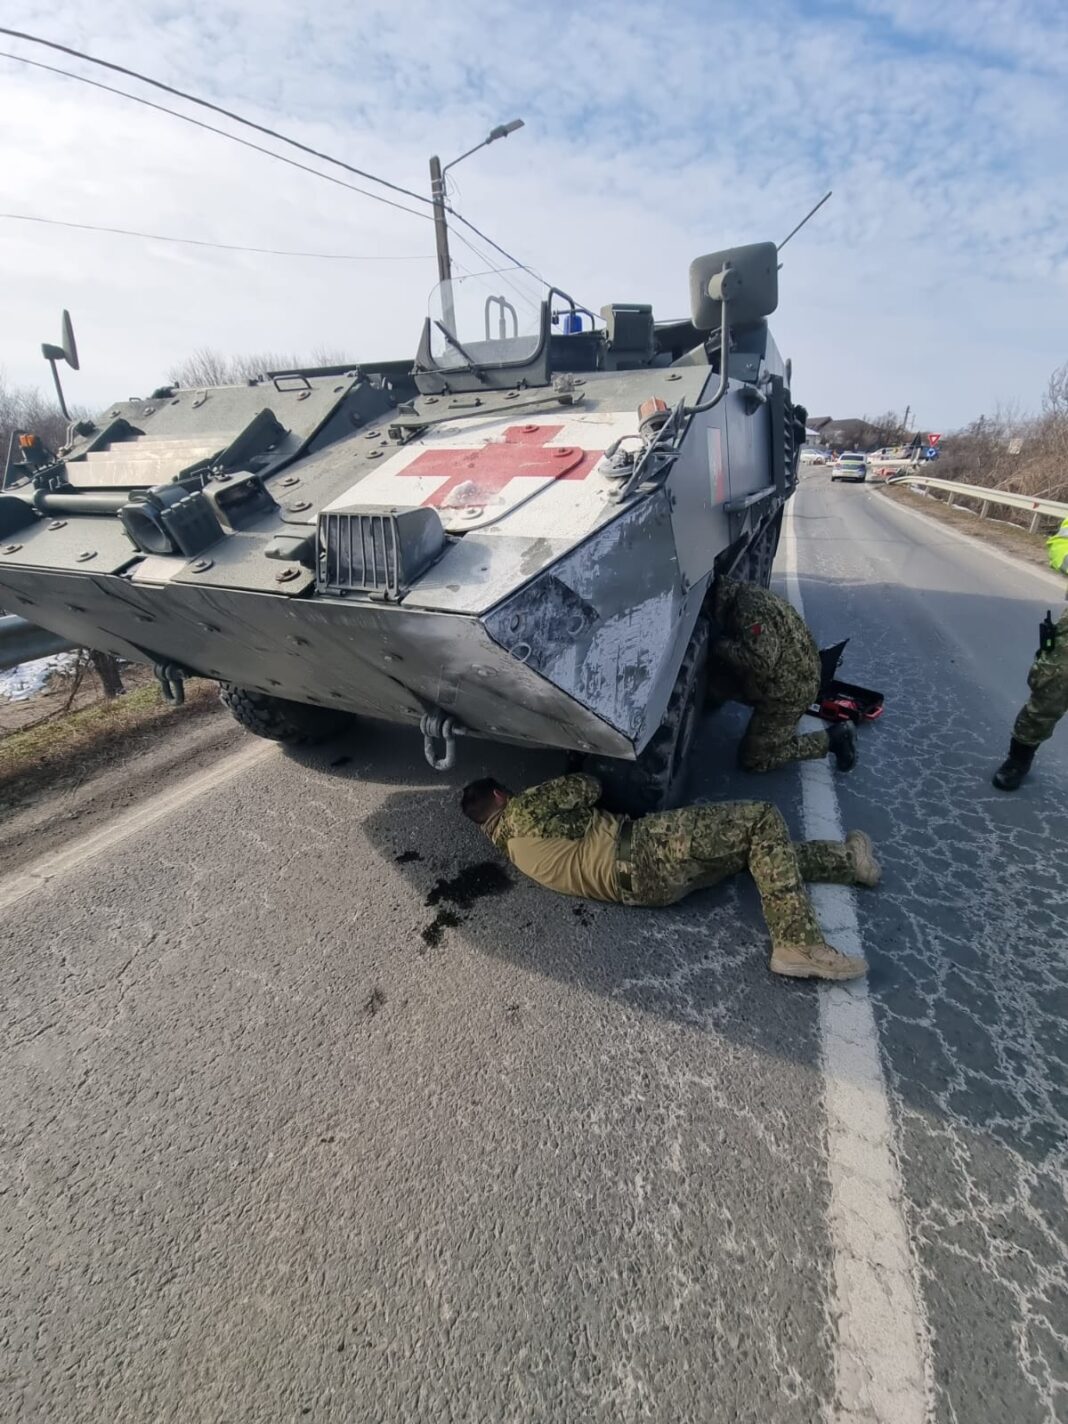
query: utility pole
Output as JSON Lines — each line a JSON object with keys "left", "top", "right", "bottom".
{"left": 428, "top": 120, "right": 524, "bottom": 341}
{"left": 903, "top": 403, "right": 911, "bottom": 436}
{"left": 428, "top": 153, "right": 456, "bottom": 335}
{"left": 428, "top": 154, "right": 452, "bottom": 288}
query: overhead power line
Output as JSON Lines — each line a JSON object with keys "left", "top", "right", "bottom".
{"left": 0, "top": 28, "right": 549, "bottom": 287}
{"left": 0, "top": 28, "right": 429, "bottom": 208}
{"left": 448, "top": 228, "right": 545, "bottom": 309}
{"left": 0, "top": 50, "right": 434, "bottom": 224}
{"left": 0, "top": 210, "right": 434, "bottom": 260}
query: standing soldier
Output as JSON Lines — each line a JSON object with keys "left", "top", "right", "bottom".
{"left": 708, "top": 576, "right": 857, "bottom": 774}
{"left": 462, "top": 772, "right": 878, "bottom": 982}
{"left": 992, "top": 517, "right": 1068, "bottom": 790}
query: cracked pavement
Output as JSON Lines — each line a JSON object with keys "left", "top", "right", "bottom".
{"left": 1, "top": 471, "right": 1065, "bottom": 1421}
{"left": 797, "top": 477, "right": 1068, "bottom": 1423}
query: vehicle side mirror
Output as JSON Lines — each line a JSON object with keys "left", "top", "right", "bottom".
{"left": 41, "top": 309, "right": 80, "bottom": 370}
{"left": 688, "top": 242, "right": 778, "bottom": 331}
{"left": 40, "top": 309, "right": 80, "bottom": 419}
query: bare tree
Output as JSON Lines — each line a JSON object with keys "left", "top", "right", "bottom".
{"left": 166, "top": 347, "right": 234, "bottom": 389}
{"left": 4, "top": 343, "right": 353, "bottom": 463}
{"left": 0, "top": 370, "right": 74, "bottom": 462}
{"left": 928, "top": 366, "right": 1068, "bottom": 520}
{"left": 860, "top": 409, "right": 912, "bottom": 448}
{"left": 1038, "top": 363, "right": 1068, "bottom": 477}
{"left": 167, "top": 346, "right": 349, "bottom": 388}
{"left": 309, "top": 344, "right": 350, "bottom": 369}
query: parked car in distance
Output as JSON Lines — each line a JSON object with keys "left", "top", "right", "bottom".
{"left": 799, "top": 446, "right": 829, "bottom": 465}
{"left": 831, "top": 452, "right": 868, "bottom": 483}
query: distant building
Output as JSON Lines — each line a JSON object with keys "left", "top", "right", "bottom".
{"left": 807, "top": 416, "right": 916, "bottom": 452}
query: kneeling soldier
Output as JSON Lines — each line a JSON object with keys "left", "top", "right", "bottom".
{"left": 708, "top": 576, "right": 857, "bottom": 774}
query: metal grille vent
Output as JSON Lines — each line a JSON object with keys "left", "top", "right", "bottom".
{"left": 319, "top": 511, "right": 400, "bottom": 597}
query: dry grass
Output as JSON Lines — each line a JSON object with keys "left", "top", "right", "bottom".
{"left": 0, "top": 679, "right": 219, "bottom": 792}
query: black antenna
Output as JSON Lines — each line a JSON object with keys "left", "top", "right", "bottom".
{"left": 778, "top": 191, "right": 833, "bottom": 254}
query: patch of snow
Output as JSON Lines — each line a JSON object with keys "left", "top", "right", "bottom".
{"left": 0, "top": 652, "right": 79, "bottom": 703}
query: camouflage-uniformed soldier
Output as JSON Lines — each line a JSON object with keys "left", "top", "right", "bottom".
{"left": 993, "top": 519, "right": 1068, "bottom": 790}
{"left": 708, "top": 576, "right": 857, "bottom": 774}
{"left": 462, "top": 773, "right": 877, "bottom": 981}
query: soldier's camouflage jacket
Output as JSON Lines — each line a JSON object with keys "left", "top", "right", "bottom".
{"left": 487, "top": 773, "right": 606, "bottom": 848}
{"left": 484, "top": 774, "right": 622, "bottom": 902}
{"left": 709, "top": 576, "right": 820, "bottom": 706}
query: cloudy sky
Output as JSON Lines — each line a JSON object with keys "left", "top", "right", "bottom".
{"left": 2, "top": 0, "right": 1066, "bottom": 429}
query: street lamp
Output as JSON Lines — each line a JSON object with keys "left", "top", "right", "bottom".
{"left": 429, "top": 119, "right": 524, "bottom": 329}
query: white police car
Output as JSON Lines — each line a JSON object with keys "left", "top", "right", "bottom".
{"left": 831, "top": 452, "right": 868, "bottom": 483}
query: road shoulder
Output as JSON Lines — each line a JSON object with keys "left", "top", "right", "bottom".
{"left": 0, "top": 703, "right": 246, "bottom": 877}
{"left": 874, "top": 483, "right": 1060, "bottom": 582}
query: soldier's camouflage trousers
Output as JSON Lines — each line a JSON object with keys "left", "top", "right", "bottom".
{"left": 1013, "top": 609, "right": 1068, "bottom": 747}
{"left": 740, "top": 698, "right": 829, "bottom": 773}
{"left": 617, "top": 801, "right": 858, "bottom": 950}
{"left": 708, "top": 667, "right": 827, "bottom": 773}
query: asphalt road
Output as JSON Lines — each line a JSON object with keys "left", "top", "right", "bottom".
{"left": 2, "top": 472, "right": 1065, "bottom": 1422}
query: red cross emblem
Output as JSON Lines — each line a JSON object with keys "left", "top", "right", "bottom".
{"left": 397, "top": 423, "right": 601, "bottom": 508}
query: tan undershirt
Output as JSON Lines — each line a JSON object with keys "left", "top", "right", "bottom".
{"left": 490, "top": 807, "right": 625, "bottom": 902}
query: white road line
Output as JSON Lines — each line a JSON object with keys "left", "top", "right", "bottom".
{"left": 783, "top": 495, "right": 932, "bottom": 1424}
{"left": 0, "top": 740, "right": 276, "bottom": 914}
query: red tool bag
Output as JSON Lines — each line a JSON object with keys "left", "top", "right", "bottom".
{"left": 810, "top": 641, "right": 885, "bottom": 724}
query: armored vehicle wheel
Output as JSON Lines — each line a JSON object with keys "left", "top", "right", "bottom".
{"left": 218, "top": 684, "right": 352, "bottom": 744}
{"left": 743, "top": 509, "right": 783, "bottom": 588}
{"left": 589, "top": 615, "right": 710, "bottom": 816}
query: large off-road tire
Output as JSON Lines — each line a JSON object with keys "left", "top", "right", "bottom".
{"left": 742, "top": 508, "right": 783, "bottom": 588}
{"left": 218, "top": 684, "right": 352, "bottom": 744}
{"left": 589, "top": 615, "right": 710, "bottom": 815}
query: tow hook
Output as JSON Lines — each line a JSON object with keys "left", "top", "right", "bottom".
{"left": 420, "top": 710, "right": 466, "bottom": 771}
{"left": 154, "top": 661, "right": 188, "bottom": 705}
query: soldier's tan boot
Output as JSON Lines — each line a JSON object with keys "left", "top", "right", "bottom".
{"left": 846, "top": 830, "right": 881, "bottom": 887}
{"left": 770, "top": 941, "right": 868, "bottom": 981}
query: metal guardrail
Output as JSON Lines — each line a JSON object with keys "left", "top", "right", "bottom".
{"left": 888, "top": 474, "right": 1068, "bottom": 533}
{"left": 0, "top": 615, "right": 77, "bottom": 674}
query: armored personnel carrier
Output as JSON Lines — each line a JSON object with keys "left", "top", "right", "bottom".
{"left": 0, "top": 243, "right": 805, "bottom": 809}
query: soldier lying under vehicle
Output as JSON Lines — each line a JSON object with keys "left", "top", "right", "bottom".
{"left": 461, "top": 773, "right": 877, "bottom": 982}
